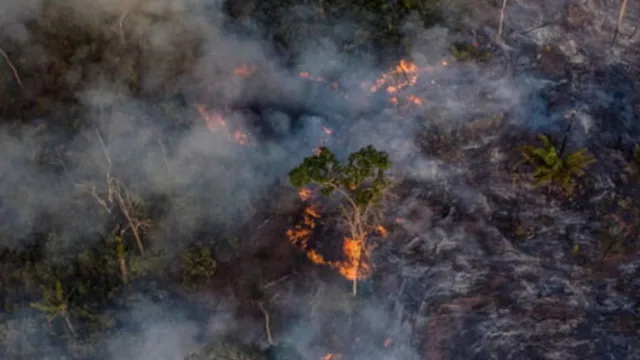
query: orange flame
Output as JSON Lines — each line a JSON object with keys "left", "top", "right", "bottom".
{"left": 195, "top": 104, "right": 226, "bottom": 131}
{"left": 194, "top": 104, "right": 249, "bottom": 145}
{"left": 298, "top": 188, "right": 313, "bottom": 201}
{"left": 299, "top": 72, "right": 340, "bottom": 90}
{"left": 337, "top": 236, "right": 371, "bottom": 281}
{"left": 300, "top": 72, "right": 327, "bottom": 82}
{"left": 322, "top": 354, "right": 342, "bottom": 360}
{"left": 233, "top": 129, "right": 248, "bottom": 145}
{"left": 285, "top": 205, "right": 320, "bottom": 250}
{"left": 384, "top": 338, "right": 393, "bottom": 347}
{"left": 286, "top": 199, "right": 388, "bottom": 280}
{"left": 363, "top": 58, "right": 449, "bottom": 107}
{"left": 376, "top": 225, "right": 389, "bottom": 237}
{"left": 233, "top": 64, "right": 258, "bottom": 77}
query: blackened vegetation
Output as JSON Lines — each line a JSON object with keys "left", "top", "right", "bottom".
{"left": 225, "top": 0, "right": 445, "bottom": 65}
{"left": 1, "top": 0, "right": 640, "bottom": 360}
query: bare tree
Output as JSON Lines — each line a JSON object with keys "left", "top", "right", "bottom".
{"left": 77, "top": 129, "right": 152, "bottom": 254}
{"left": 288, "top": 146, "right": 392, "bottom": 296}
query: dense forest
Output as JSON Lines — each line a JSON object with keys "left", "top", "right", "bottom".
{"left": 0, "top": 0, "right": 639, "bottom": 359}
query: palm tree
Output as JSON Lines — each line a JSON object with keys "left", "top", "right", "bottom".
{"left": 519, "top": 135, "right": 595, "bottom": 196}
{"left": 30, "top": 280, "right": 76, "bottom": 337}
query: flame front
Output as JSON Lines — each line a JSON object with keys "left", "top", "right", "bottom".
{"left": 285, "top": 204, "right": 320, "bottom": 250}
{"left": 194, "top": 104, "right": 249, "bottom": 146}
{"left": 363, "top": 58, "right": 448, "bottom": 107}
{"left": 286, "top": 187, "right": 386, "bottom": 281}
{"left": 298, "top": 188, "right": 312, "bottom": 201}
{"left": 195, "top": 104, "right": 226, "bottom": 132}
{"left": 321, "top": 354, "right": 342, "bottom": 360}
{"left": 233, "top": 64, "right": 257, "bottom": 77}
{"left": 337, "top": 236, "right": 370, "bottom": 280}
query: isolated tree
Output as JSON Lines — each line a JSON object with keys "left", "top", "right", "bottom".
{"left": 519, "top": 135, "right": 595, "bottom": 196}
{"left": 76, "top": 129, "right": 153, "bottom": 254}
{"left": 30, "top": 280, "right": 76, "bottom": 337}
{"left": 181, "top": 246, "right": 217, "bottom": 289}
{"left": 288, "top": 145, "right": 392, "bottom": 296}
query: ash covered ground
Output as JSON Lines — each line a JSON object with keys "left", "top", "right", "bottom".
{"left": 0, "top": 0, "right": 639, "bottom": 359}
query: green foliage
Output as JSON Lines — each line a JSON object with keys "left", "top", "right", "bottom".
{"left": 519, "top": 135, "right": 595, "bottom": 196}
{"left": 235, "top": 0, "right": 444, "bottom": 58}
{"left": 30, "top": 279, "right": 79, "bottom": 337}
{"left": 30, "top": 280, "right": 69, "bottom": 321}
{"left": 128, "top": 249, "right": 169, "bottom": 279}
{"left": 450, "top": 42, "right": 491, "bottom": 61}
{"left": 181, "top": 246, "right": 217, "bottom": 288}
{"left": 288, "top": 145, "right": 392, "bottom": 209}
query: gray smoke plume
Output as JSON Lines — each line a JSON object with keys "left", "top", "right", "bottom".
{"left": 1, "top": 0, "right": 639, "bottom": 359}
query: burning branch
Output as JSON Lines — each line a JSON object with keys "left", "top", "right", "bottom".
{"left": 288, "top": 146, "right": 392, "bottom": 296}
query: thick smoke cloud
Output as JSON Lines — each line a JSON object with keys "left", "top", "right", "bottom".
{"left": 1, "top": 0, "right": 639, "bottom": 359}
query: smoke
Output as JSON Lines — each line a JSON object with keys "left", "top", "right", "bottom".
{"left": 1, "top": 0, "right": 639, "bottom": 359}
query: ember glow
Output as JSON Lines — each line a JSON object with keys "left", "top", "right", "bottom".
{"left": 338, "top": 235, "right": 370, "bottom": 280}
{"left": 233, "top": 64, "right": 258, "bottom": 77}
{"left": 299, "top": 72, "right": 340, "bottom": 89}
{"left": 194, "top": 104, "right": 249, "bottom": 145}
{"left": 195, "top": 104, "right": 226, "bottom": 131}
{"left": 362, "top": 58, "right": 448, "bottom": 107}
{"left": 298, "top": 188, "right": 313, "bottom": 201}
{"left": 286, "top": 188, "right": 385, "bottom": 282}
{"left": 321, "top": 353, "right": 342, "bottom": 360}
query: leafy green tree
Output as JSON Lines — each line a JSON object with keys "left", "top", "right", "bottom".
{"left": 181, "top": 246, "right": 217, "bottom": 289}
{"left": 30, "top": 280, "right": 76, "bottom": 337}
{"left": 288, "top": 145, "right": 392, "bottom": 296}
{"left": 519, "top": 135, "right": 595, "bottom": 196}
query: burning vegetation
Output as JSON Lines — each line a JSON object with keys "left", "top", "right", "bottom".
{"left": 287, "top": 146, "right": 392, "bottom": 296}
{"left": 1, "top": 0, "right": 640, "bottom": 360}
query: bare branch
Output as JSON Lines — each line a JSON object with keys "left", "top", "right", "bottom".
{"left": 257, "top": 301, "right": 273, "bottom": 345}
{"left": 262, "top": 274, "right": 293, "bottom": 290}
{"left": 118, "top": 0, "right": 142, "bottom": 44}
{"left": 498, "top": 0, "right": 509, "bottom": 41}
{"left": 0, "top": 46, "right": 23, "bottom": 89}
{"left": 77, "top": 183, "right": 113, "bottom": 213}
{"left": 112, "top": 180, "right": 150, "bottom": 254}
{"left": 613, "top": 0, "right": 630, "bottom": 43}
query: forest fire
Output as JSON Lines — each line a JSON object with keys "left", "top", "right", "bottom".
{"left": 286, "top": 185, "right": 388, "bottom": 286}
{"left": 321, "top": 353, "right": 342, "bottom": 360}
{"left": 338, "top": 235, "right": 371, "bottom": 280}
{"left": 194, "top": 104, "right": 250, "bottom": 145}
{"left": 364, "top": 58, "right": 448, "bottom": 107}
{"left": 233, "top": 64, "right": 258, "bottom": 77}
{"left": 384, "top": 337, "right": 393, "bottom": 347}
{"left": 195, "top": 104, "right": 226, "bottom": 131}
{"left": 298, "top": 188, "right": 312, "bottom": 201}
